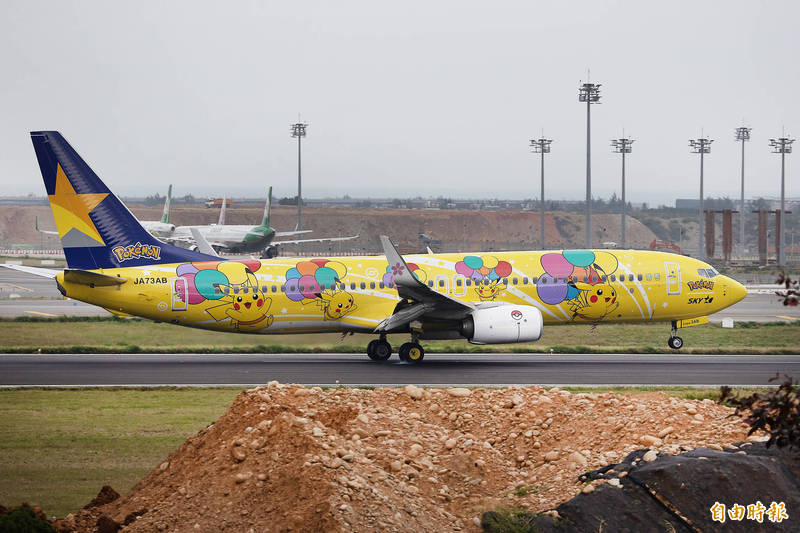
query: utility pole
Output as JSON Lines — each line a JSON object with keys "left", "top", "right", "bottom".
{"left": 770, "top": 135, "right": 794, "bottom": 266}
{"left": 530, "top": 136, "right": 553, "bottom": 249}
{"left": 689, "top": 136, "right": 713, "bottom": 261}
{"left": 290, "top": 121, "right": 308, "bottom": 231}
{"left": 735, "top": 126, "right": 751, "bottom": 255}
{"left": 578, "top": 81, "right": 601, "bottom": 249}
{"left": 611, "top": 136, "right": 634, "bottom": 248}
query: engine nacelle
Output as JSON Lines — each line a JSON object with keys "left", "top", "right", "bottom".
{"left": 460, "top": 305, "right": 543, "bottom": 344}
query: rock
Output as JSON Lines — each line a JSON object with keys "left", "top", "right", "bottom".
{"left": 544, "top": 451, "right": 559, "bottom": 462}
{"left": 404, "top": 385, "right": 424, "bottom": 400}
{"left": 642, "top": 450, "right": 658, "bottom": 462}
{"left": 234, "top": 471, "right": 252, "bottom": 483}
{"left": 231, "top": 447, "right": 247, "bottom": 462}
{"left": 84, "top": 485, "right": 120, "bottom": 509}
{"left": 445, "top": 438, "right": 458, "bottom": 450}
{"left": 390, "top": 460, "right": 402, "bottom": 472}
{"left": 293, "top": 387, "right": 310, "bottom": 397}
{"left": 747, "top": 434, "right": 769, "bottom": 442}
{"left": 159, "top": 461, "right": 170, "bottom": 471}
{"left": 356, "top": 413, "right": 370, "bottom": 424}
{"left": 312, "top": 427, "right": 324, "bottom": 437}
{"left": 581, "top": 484, "right": 595, "bottom": 494}
{"left": 568, "top": 451, "right": 587, "bottom": 466}
{"left": 639, "top": 435, "right": 662, "bottom": 447}
{"left": 447, "top": 387, "right": 472, "bottom": 398}
{"left": 657, "top": 426, "right": 674, "bottom": 438}
{"left": 607, "top": 478, "right": 621, "bottom": 487}
{"left": 96, "top": 514, "right": 121, "bottom": 533}
{"left": 409, "top": 443, "right": 423, "bottom": 457}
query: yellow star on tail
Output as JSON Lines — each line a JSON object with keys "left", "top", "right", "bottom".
{"left": 47, "top": 164, "right": 108, "bottom": 244}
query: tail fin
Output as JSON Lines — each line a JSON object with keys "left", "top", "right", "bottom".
{"left": 261, "top": 186, "right": 272, "bottom": 227}
{"left": 160, "top": 184, "right": 172, "bottom": 224}
{"left": 30, "top": 131, "right": 217, "bottom": 270}
{"left": 218, "top": 195, "right": 227, "bottom": 225}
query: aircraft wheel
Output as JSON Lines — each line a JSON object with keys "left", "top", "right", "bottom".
{"left": 399, "top": 342, "right": 425, "bottom": 363}
{"left": 668, "top": 336, "right": 683, "bottom": 350}
{"left": 261, "top": 246, "right": 278, "bottom": 259}
{"left": 367, "top": 340, "right": 392, "bottom": 361}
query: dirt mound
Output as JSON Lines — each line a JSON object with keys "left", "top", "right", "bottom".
{"left": 56, "top": 384, "right": 750, "bottom": 532}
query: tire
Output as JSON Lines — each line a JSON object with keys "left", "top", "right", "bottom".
{"left": 668, "top": 336, "right": 683, "bottom": 350}
{"left": 399, "top": 342, "right": 424, "bottom": 363}
{"left": 366, "top": 339, "right": 381, "bottom": 361}
{"left": 373, "top": 340, "right": 392, "bottom": 361}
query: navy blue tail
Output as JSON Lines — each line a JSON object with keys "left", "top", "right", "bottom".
{"left": 31, "top": 131, "right": 217, "bottom": 270}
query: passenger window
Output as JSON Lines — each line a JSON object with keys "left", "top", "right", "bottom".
{"left": 502, "top": 278, "right": 508, "bottom": 285}
{"left": 628, "top": 274, "right": 634, "bottom": 282}
{"left": 531, "top": 277, "right": 537, "bottom": 284}
{"left": 387, "top": 281, "right": 394, "bottom": 288}
{"left": 540, "top": 277, "right": 547, "bottom": 284}
{"left": 234, "top": 287, "right": 240, "bottom": 294}
{"left": 360, "top": 282, "right": 366, "bottom": 289}
{"left": 271, "top": 285, "right": 277, "bottom": 293}
{"left": 428, "top": 281, "right": 434, "bottom": 287}
{"left": 379, "top": 282, "right": 385, "bottom": 289}
{"left": 350, "top": 282, "right": 356, "bottom": 290}
{"left": 456, "top": 279, "right": 462, "bottom": 287}
{"left": 582, "top": 275, "right": 589, "bottom": 283}
{"left": 637, "top": 274, "right": 643, "bottom": 281}
{"left": 600, "top": 275, "right": 607, "bottom": 282}
{"left": 438, "top": 279, "right": 445, "bottom": 287}
{"left": 214, "top": 286, "right": 221, "bottom": 295}
{"left": 512, "top": 278, "right": 518, "bottom": 285}
{"left": 339, "top": 283, "right": 346, "bottom": 290}
{"left": 523, "top": 277, "right": 529, "bottom": 284}
{"left": 655, "top": 273, "right": 661, "bottom": 281}
{"left": 280, "top": 286, "right": 285, "bottom": 292}
{"left": 646, "top": 273, "right": 652, "bottom": 281}
{"left": 370, "top": 282, "right": 375, "bottom": 289}
{"left": 299, "top": 285, "right": 304, "bottom": 291}
{"left": 243, "top": 286, "right": 249, "bottom": 294}
{"left": 465, "top": 279, "right": 472, "bottom": 286}
{"left": 610, "top": 274, "right": 616, "bottom": 282}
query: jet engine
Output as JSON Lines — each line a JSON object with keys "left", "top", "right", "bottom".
{"left": 460, "top": 305, "right": 543, "bottom": 344}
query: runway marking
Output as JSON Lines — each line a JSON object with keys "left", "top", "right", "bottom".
{"left": 776, "top": 315, "right": 800, "bottom": 321}
{"left": 0, "top": 283, "right": 34, "bottom": 292}
{"left": 24, "top": 310, "right": 57, "bottom": 317}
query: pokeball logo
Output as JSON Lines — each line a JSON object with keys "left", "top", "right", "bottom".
{"left": 511, "top": 310, "right": 523, "bottom": 320}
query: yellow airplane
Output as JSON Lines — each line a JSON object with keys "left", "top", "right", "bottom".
{"left": 10, "top": 132, "right": 747, "bottom": 363}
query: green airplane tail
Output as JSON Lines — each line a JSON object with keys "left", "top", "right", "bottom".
{"left": 160, "top": 184, "right": 172, "bottom": 224}
{"left": 261, "top": 186, "right": 272, "bottom": 227}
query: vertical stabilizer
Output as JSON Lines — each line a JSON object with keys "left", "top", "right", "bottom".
{"left": 160, "top": 184, "right": 172, "bottom": 224}
{"left": 261, "top": 186, "right": 272, "bottom": 227}
{"left": 30, "top": 131, "right": 217, "bottom": 269}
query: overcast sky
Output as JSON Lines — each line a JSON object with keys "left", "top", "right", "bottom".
{"left": 0, "top": 1, "right": 797, "bottom": 204}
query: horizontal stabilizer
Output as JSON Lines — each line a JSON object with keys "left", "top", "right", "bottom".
{"left": 64, "top": 269, "right": 127, "bottom": 286}
{"left": 0, "top": 263, "right": 60, "bottom": 279}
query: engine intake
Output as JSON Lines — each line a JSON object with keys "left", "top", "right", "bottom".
{"left": 460, "top": 305, "right": 543, "bottom": 344}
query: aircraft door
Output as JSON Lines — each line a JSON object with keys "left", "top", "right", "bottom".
{"left": 664, "top": 262, "right": 681, "bottom": 295}
{"left": 171, "top": 277, "right": 188, "bottom": 311}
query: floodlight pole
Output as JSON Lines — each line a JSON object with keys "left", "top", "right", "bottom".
{"left": 611, "top": 137, "right": 634, "bottom": 248}
{"left": 530, "top": 137, "right": 553, "bottom": 249}
{"left": 735, "top": 127, "right": 751, "bottom": 255}
{"left": 290, "top": 121, "right": 308, "bottom": 231}
{"left": 771, "top": 135, "right": 794, "bottom": 266}
{"left": 689, "top": 137, "right": 713, "bottom": 261}
{"left": 579, "top": 82, "right": 601, "bottom": 249}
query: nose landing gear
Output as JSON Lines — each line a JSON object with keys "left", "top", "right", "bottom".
{"left": 668, "top": 321, "right": 684, "bottom": 350}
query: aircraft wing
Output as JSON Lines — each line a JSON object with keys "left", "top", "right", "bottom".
{"left": 189, "top": 228, "right": 221, "bottom": 257}
{"left": 274, "top": 230, "right": 314, "bottom": 237}
{"left": 273, "top": 234, "right": 359, "bottom": 246}
{"left": 375, "top": 235, "right": 473, "bottom": 332}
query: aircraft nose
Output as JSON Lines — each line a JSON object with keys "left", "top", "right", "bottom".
{"left": 725, "top": 277, "right": 747, "bottom": 305}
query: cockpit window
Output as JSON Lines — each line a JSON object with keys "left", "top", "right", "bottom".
{"left": 697, "top": 268, "right": 719, "bottom": 278}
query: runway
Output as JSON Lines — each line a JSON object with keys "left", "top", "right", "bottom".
{"left": 1, "top": 353, "right": 797, "bottom": 387}
{"left": 1, "top": 266, "right": 798, "bottom": 321}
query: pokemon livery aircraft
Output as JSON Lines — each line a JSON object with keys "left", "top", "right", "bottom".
{"left": 12, "top": 132, "right": 747, "bottom": 363}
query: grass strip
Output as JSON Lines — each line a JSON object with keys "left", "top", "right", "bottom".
{"left": 1, "top": 320, "right": 798, "bottom": 354}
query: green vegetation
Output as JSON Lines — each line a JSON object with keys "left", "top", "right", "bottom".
{"left": 0, "top": 318, "right": 798, "bottom": 354}
{"left": 0, "top": 505, "right": 56, "bottom": 532}
{"left": 0, "top": 388, "right": 240, "bottom": 517}
{"left": 481, "top": 508, "right": 536, "bottom": 533}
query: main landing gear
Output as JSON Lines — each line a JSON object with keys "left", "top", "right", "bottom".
{"left": 365, "top": 333, "right": 426, "bottom": 363}
{"left": 366, "top": 335, "right": 392, "bottom": 361}
{"left": 668, "top": 321, "right": 684, "bottom": 350}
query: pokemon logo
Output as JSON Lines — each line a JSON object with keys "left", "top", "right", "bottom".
{"left": 687, "top": 280, "right": 715, "bottom": 291}
{"left": 112, "top": 242, "right": 161, "bottom": 262}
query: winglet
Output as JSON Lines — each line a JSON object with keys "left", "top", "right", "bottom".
{"left": 218, "top": 195, "right": 227, "bottom": 225}
{"left": 190, "top": 228, "right": 221, "bottom": 257}
{"left": 379, "top": 235, "right": 426, "bottom": 289}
